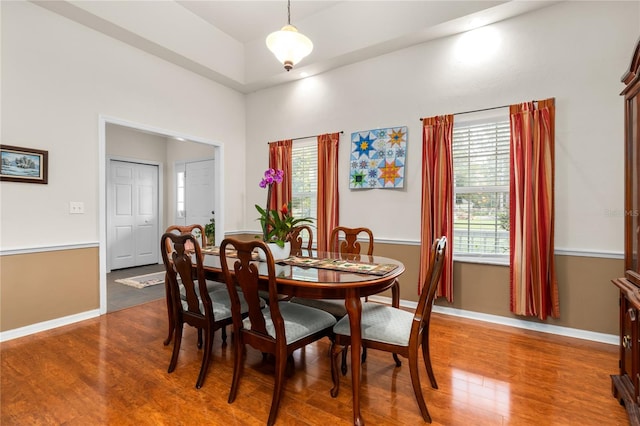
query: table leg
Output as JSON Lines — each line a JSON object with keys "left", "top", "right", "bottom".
{"left": 345, "top": 289, "right": 364, "bottom": 426}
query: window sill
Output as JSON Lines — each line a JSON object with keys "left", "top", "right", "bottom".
{"left": 453, "top": 255, "right": 509, "bottom": 267}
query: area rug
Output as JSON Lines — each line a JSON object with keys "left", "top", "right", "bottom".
{"left": 115, "top": 271, "right": 166, "bottom": 289}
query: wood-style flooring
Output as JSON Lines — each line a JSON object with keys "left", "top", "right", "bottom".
{"left": 0, "top": 298, "right": 629, "bottom": 425}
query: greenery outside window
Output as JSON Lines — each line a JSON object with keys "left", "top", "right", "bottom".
{"left": 453, "top": 112, "right": 510, "bottom": 263}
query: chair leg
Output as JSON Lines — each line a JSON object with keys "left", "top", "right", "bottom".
{"left": 221, "top": 325, "right": 228, "bottom": 344}
{"left": 267, "top": 352, "right": 288, "bottom": 426}
{"left": 392, "top": 353, "right": 402, "bottom": 367}
{"left": 195, "top": 328, "right": 213, "bottom": 389}
{"left": 228, "top": 337, "right": 244, "bottom": 404}
{"left": 330, "top": 341, "right": 343, "bottom": 398}
{"left": 362, "top": 347, "right": 367, "bottom": 363}
{"left": 408, "top": 350, "right": 432, "bottom": 423}
{"left": 197, "top": 328, "right": 203, "bottom": 349}
{"left": 341, "top": 346, "right": 348, "bottom": 376}
{"left": 168, "top": 323, "right": 183, "bottom": 373}
{"left": 163, "top": 276, "right": 174, "bottom": 346}
{"left": 389, "top": 280, "right": 402, "bottom": 368}
{"left": 422, "top": 335, "right": 438, "bottom": 389}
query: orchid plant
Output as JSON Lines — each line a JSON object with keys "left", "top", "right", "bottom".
{"left": 256, "top": 168, "right": 313, "bottom": 247}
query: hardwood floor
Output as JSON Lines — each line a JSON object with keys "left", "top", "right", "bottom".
{"left": 0, "top": 299, "right": 629, "bottom": 425}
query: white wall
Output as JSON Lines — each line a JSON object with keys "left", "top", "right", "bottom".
{"left": 246, "top": 1, "right": 639, "bottom": 253}
{"left": 1, "top": 1, "right": 246, "bottom": 251}
{"left": 106, "top": 124, "right": 167, "bottom": 163}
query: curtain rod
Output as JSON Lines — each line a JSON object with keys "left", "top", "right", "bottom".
{"left": 419, "top": 100, "right": 538, "bottom": 121}
{"left": 268, "top": 131, "right": 344, "bottom": 144}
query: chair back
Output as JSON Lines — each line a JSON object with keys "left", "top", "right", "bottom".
{"left": 220, "top": 238, "right": 284, "bottom": 343}
{"left": 164, "top": 224, "right": 206, "bottom": 257}
{"left": 329, "top": 226, "right": 374, "bottom": 257}
{"left": 288, "top": 225, "right": 313, "bottom": 255}
{"left": 412, "top": 237, "right": 447, "bottom": 336}
{"left": 161, "top": 232, "right": 212, "bottom": 327}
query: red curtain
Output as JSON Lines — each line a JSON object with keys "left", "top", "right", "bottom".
{"left": 419, "top": 115, "right": 454, "bottom": 301}
{"left": 317, "top": 133, "right": 340, "bottom": 252}
{"left": 268, "top": 140, "right": 292, "bottom": 211}
{"left": 509, "top": 98, "right": 559, "bottom": 320}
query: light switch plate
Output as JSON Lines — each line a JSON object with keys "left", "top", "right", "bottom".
{"left": 70, "top": 201, "right": 84, "bottom": 214}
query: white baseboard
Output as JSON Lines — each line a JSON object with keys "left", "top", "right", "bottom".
{"left": 0, "top": 309, "right": 101, "bottom": 342}
{"left": 367, "top": 295, "right": 618, "bottom": 345}
{"left": 2, "top": 297, "right": 618, "bottom": 345}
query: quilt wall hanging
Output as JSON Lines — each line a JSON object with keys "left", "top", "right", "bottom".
{"left": 350, "top": 126, "right": 407, "bottom": 189}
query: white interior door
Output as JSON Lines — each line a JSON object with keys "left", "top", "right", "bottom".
{"left": 185, "top": 159, "right": 215, "bottom": 229}
{"left": 108, "top": 160, "right": 159, "bottom": 270}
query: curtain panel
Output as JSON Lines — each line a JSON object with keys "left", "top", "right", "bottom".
{"left": 419, "top": 115, "right": 454, "bottom": 301}
{"left": 268, "top": 140, "right": 293, "bottom": 211}
{"left": 317, "top": 133, "right": 340, "bottom": 252}
{"left": 509, "top": 98, "right": 559, "bottom": 320}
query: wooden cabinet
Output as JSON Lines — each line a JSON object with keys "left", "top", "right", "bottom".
{"left": 612, "top": 37, "right": 640, "bottom": 426}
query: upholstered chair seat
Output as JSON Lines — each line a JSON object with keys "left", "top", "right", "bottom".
{"left": 243, "top": 301, "right": 336, "bottom": 344}
{"left": 333, "top": 302, "right": 412, "bottom": 346}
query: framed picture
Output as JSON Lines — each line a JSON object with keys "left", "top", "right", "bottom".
{"left": 0, "top": 145, "right": 48, "bottom": 184}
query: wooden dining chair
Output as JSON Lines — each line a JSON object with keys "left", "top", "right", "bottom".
{"left": 290, "top": 226, "right": 375, "bottom": 318}
{"left": 287, "top": 224, "right": 314, "bottom": 256}
{"left": 162, "top": 224, "right": 226, "bottom": 346}
{"left": 161, "top": 232, "right": 236, "bottom": 389}
{"left": 329, "top": 236, "right": 447, "bottom": 423}
{"left": 219, "top": 238, "right": 337, "bottom": 426}
{"left": 291, "top": 226, "right": 398, "bottom": 371}
{"left": 329, "top": 226, "right": 375, "bottom": 257}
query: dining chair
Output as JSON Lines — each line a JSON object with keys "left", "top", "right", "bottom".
{"left": 291, "top": 226, "right": 399, "bottom": 371}
{"left": 329, "top": 236, "right": 447, "bottom": 423}
{"left": 287, "top": 224, "right": 314, "bottom": 256}
{"left": 161, "top": 232, "right": 237, "bottom": 389}
{"left": 219, "top": 238, "right": 337, "bottom": 426}
{"left": 163, "top": 224, "right": 227, "bottom": 346}
{"left": 329, "top": 226, "right": 375, "bottom": 257}
{"left": 290, "top": 226, "right": 375, "bottom": 318}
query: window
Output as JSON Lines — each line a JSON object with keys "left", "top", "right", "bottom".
{"left": 291, "top": 139, "right": 317, "bottom": 241}
{"left": 176, "top": 167, "right": 185, "bottom": 220}
{"left": 453, "top": 114, "right": 510, "bottom": 260}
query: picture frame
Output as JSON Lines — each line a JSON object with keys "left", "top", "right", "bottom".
{"left": 0, "top": 145, "right": 48, "bottom": 184}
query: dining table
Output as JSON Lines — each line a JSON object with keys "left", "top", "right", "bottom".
{"left": 200, "top": 248, "right": 405, "bottom": 426}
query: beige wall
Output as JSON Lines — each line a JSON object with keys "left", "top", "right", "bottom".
{"left": 0, "top": 241, "right": 621, "bottom": 335}
{"left": 375, "top": 242, "right": 622, "bottom": 335}
{"left": 0, "top": 248, "right": 99, "bottom": 332}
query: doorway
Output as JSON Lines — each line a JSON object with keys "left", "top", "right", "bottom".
{"left": 99, "top": 115, "right": 225, "bottom": 315}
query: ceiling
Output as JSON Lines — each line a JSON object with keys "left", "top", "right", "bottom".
{"left": 33, "top": 1, "right": 557, "bottom": 93}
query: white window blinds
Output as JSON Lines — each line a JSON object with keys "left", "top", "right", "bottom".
{"left": 291, "top": 139, "right": 317, "bottom": 224}
{"left": 452, "top": 118, "right": 510, "bottom": 256}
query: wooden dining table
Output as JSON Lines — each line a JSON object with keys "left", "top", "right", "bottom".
{"left": 200, "top": 249, "right": 405, "bottom": 426}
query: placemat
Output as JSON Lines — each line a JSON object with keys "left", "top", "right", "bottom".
{"left": 282, "top": 256, "right": 397, "bottom": 276}
{"left": 202, "top": 246, "right": 260, "bottom": 260}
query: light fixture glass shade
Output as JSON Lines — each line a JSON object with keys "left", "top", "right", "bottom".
{"left": 266, "top": 24, "right": 313, "bottom": 71}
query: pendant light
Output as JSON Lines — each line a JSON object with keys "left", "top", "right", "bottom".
{"left": 266, "top": 0, "right": 313, "bottom": 71}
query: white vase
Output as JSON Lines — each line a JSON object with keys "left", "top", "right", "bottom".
{"left": 258, "top": 242, "right": 291, "bottom": 261}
